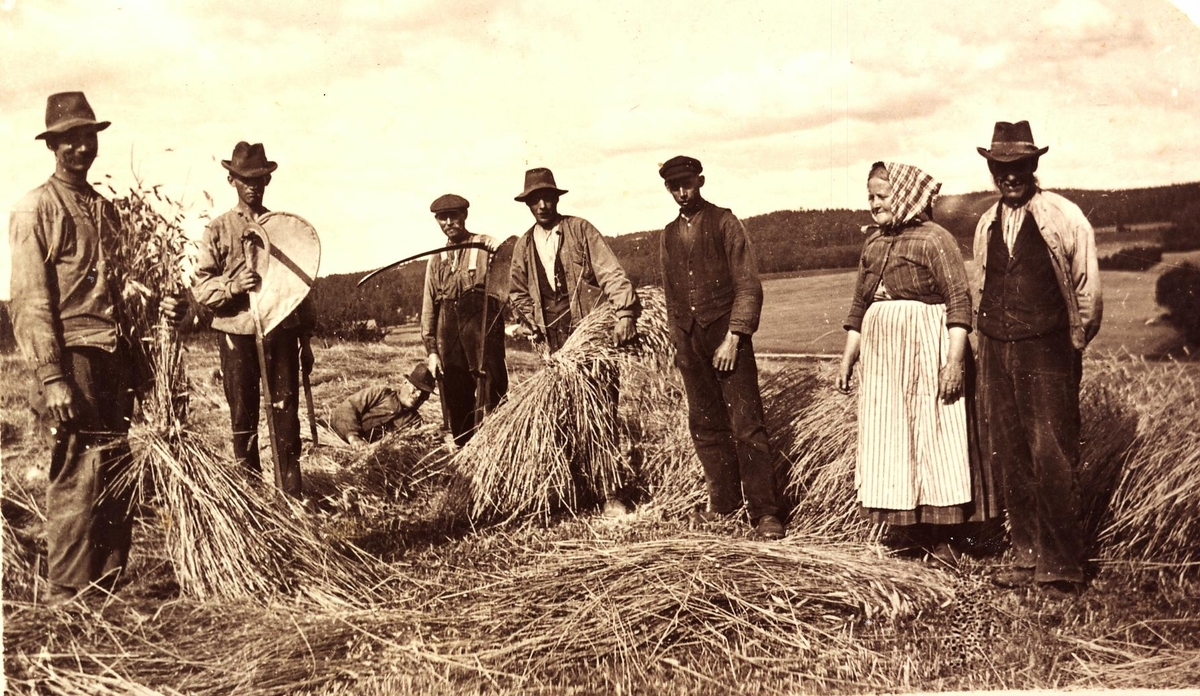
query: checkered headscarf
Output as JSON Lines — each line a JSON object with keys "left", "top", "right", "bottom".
{"left": 872, "top": 161, "right": 941, "bottom": 229}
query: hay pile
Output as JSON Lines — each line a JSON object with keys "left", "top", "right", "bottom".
{"left": 449, "top": 288, "right": 673, "bottom": 523}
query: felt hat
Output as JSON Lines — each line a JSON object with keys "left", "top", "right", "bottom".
{"left": 222, "top": 141, "right": 278, "bottom": 178}
{"left": 35, "top": 92, "right": 110, "bottom": 140}
{"left": 514, "top": 168, "right": 568, "bottom": 202}
{"left": 430, "top": 193, "right": 470, "bottom": 214}
{"left": 977, "top": 121, "right": 1049, "bottom": 162}
{"left": 407, "top": 363, "right": 437, "bottom": 394}
{"left": 659, "top": 155, "right": 703, "bottom": 182}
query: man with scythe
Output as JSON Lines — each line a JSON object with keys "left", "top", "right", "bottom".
{"left": 420, "top": 194, "right": 508, "bottom": 448}
{"left": 193, "top": 142, "right": 313, "bottom": 498}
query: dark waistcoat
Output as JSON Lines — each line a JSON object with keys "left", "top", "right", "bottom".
{"left": 977, "top": 207, "right": 1069, "bottom": 341}
{"left": 662, "top": 203, "right": 737, "bottom": 330}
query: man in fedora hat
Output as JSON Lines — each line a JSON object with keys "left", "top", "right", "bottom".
{"left": 421, "top": 194, "right": 508, "bottom": 448}
{"left": 972, "top": 120, "right": 1102, "bottom": 599}
{"left": 329, "top": 363, "right": 436, "bottom": 447}
{"left": 192, "top": 141, "right": 314, "bottom": 498}
{"left": 656, "top": 156, "right": 784, "bottom": 540}
{"left": 509, "top": 168, "right": 640, "bottom": 352}
{"left": 509, "top": 167, "right": 641, "bottom": 516}
{"left": 9, "top": 92, "right": 137, "bottom": 604}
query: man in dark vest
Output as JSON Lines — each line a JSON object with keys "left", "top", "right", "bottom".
{"left": 973, "top": 121, "right": 1102, "bottom": 598}
{"left": 9, "top": 92, "right": 137, "bottom": 604}
{"left": 657, "top": 156, "right": 784, "bottom": 540}
{"left": 421, "top": 193, "right": 507, "bottom": 448}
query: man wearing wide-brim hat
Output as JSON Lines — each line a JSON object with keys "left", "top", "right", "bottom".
{"left": 420, "top": 194, "right": 508, "bottom": 448}
{"left": 971, "top": 120, "right": 1102, "bottom": 600}
{"left": 192, "top": 141, "right": 314, "bottom": 498}
{"left": 328, "top": 362, "right": 436, "bottom": 447}
{"left": 9, "top": 92, "right": 137, "bottom": 605}
{"left": 508, "top": 167, "right": 641, "bottom": 516}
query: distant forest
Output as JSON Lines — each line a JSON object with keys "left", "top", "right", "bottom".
{"left": 308, "top": 182, "right": 1198, "bottom": 335}
{"left": 1, "top": 182, "right": 1195, "bottom": 348}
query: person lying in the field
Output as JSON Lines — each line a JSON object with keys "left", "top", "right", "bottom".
{"left": 328, "top": 364, "right": 435, "bottom": 447}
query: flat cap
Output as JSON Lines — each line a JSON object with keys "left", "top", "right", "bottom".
{"left": 430, "top": 193, "right": 469, "bottom": 213}
{"left": 659, "top": 155, "right": 703, "bottom": 181}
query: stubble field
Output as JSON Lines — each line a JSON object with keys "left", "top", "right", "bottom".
{"left": 1, "top": 258, "right": 1197, "bottom": 694}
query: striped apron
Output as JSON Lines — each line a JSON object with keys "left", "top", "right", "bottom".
{"left": 855, "top": 300, "right": 971, "bottom": 512}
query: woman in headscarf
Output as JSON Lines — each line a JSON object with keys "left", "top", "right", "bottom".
{"left": 836, "top": 162, "right": 994, "bottom": 563}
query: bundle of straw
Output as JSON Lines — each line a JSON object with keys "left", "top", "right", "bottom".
{"left": 449, "top": 288, "right": 673, "bottom": 523}
{"left": 400, "top": 533, "right": 957, "bottom": 685}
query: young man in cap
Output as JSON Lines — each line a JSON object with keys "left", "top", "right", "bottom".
{"left": 421, "top": 194, "right": 507, "bottom": 448}
{"left": 192, "top": 142, "right": 314, "bottom": 498}
{"left": 9, "top": 92, "right": 137, "bottom": 603}
{"left": 657, "top": 156, "right": 784, "bottom": 540}
{"left": 973, "top": 121, "right": 1101, "bottom": 599}
{"left": 329, "top": 363, "right": 435, "bottom": 447}
{"left": 508, "top": 168, "right": 639, "bottom": 352}
{"left": 509, "top": 168, "right": 641, "bottom": 516}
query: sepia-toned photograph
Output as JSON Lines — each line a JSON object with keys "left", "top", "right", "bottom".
{"left": 1, "top": 1, "right": 1198, "bottom": 693}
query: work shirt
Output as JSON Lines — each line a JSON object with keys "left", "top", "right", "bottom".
{"left": 192, "top": 204, "right": 309, "bottom": 336}
{"left": 844, "top": 220, "right": 972, "bottom": 333}
{"left": 420, "top": 232, "right": 496, "bottom": 362}
{"left": 509, "top": 215, "right": 639, "bottom": 334}
{"left": 8, "top": 175, "right": 122, "bottom": 383}
{"left": 329, "top": 385, "right": 422, "bottom": 442}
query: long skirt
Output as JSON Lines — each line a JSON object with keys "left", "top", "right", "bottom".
{"left": 856, "top": 300, "right": 974, "bottom": 525}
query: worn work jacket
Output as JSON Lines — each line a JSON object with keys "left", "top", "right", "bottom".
{"left": 8, "top": 175, "right": 123, "bottom": 383}
{"left": 972, "top": 190, "right": 1102, "bottom": 350}
{"left": 329, "top": 385, "right": 422, "bottom": 442}
{"left": 192, "top": 204, "right": 311, "bottom": 336}
{"left": 509, "top": 215, "right": 639, "bottom": 334}
{"left": 661, "top": 201, "right": 762, "bottom": 336}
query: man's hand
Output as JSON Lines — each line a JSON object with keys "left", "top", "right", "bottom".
{"left": 509, "top": 324, "right": 541, "bottom": 343}
{"left": 480, "top": 234, "right": 501, "bottom": 252}
{"left": 938, "top": 360, "right": 964, "bottom": 404}
{"left": 229, "top": 264, "right": 260, "bottom": 295}
{"left": 711, "top": 331, "right": 740, "bottom": 372}
{"left": 43, "top": 380, "right": 76, "bottom": 425}
{"left": 613, "top": 316, "right": 637, "bottom": 347}
{"left": 427, "top": 353, "right": 442, "bottom": 379}
{"left": 346, "top": 433, "right": 368, "bottom": 448}
{"left": 300, "top": 340, "right": 315, "bottom": 376}
{"left": 160, "top": 293, "right": 192, "bottom": 328}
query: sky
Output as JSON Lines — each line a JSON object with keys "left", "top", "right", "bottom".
{"left": 1, "top": 0, "right": 1198, "bottom": 298}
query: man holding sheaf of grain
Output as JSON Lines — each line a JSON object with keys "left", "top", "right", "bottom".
{"left": 192, "top": 141, "right": 314, "bottom": 498}
{"left": 657, "top": 155, "right": 785, "bottom": 540}
{"left": 9, "top": 92, "right": 137, "bottom": 604}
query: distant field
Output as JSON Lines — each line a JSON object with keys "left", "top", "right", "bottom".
{"left": 755, "top": 251, "right": 1200, "bottom": 359}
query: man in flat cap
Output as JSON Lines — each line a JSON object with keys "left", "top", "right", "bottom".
{"left": 657, "top": 156, "right": 784, "bottom": 540}
{"left": 329, "top": 363, "right": 436, "bottom": 447}
{"left": 421, "top": 194, "right": 507, "bottom": 448}
{"left": 192, "top": 142, "right": 314, "bottom": 497}
{"left": 973, "top": 121, "right": 1101, "bottom": 599}
{"left": 509, "top": 168, "right": 641, "bottom": 516}
{"left": 509, "top": 168, "right": 640, "bottom": 352}
{"left": 9, "top": 92, "right": 137, "bottom": 603}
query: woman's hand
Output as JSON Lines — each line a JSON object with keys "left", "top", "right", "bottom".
{"left": 836, "top": 330, "right": 861, "bottom": 394}
{"left": 938, "top": 360, "right": 964, "bottom": 403}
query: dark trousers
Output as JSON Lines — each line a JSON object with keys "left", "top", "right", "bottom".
{"left": 218, "top": 329, "right": 302, "bottom": 497}
{"left": 977, "top": 331, "right": 1084, "bottom": 583}
{"left": 35, "top": 347, "right": 135, "bottom": 590}
{"left": 672, "top": 317, "right": 778, "bottom": 520}
{"left": 439, "top": 297, "right": 508, "bottom": 447}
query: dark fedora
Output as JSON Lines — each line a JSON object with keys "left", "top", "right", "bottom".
{"left": 35, "top": 92, "right": 111, "bottom": 140}
{"left": 659, "top": 155, "right": 703, "bottom": 182}
{"left": 222, "top": 141, "right": 278, "bottom": 178}
{"left": 514, "top": 168, "right": 568, "bottom": 202}
{"left": 977, "top": 121, "right": 1049, "bottom": 162}
{"left": 407, "top": 363, "right": 437, "bottom": 394}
